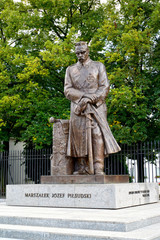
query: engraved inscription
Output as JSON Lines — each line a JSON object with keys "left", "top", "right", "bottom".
{"left": 25, "top": 192, "right": 92, "bottom": 199}
{"left": 25, "top": 193, "right": 49, "bottom": 198}
{"left": 68, "top": 193, "right": 91, "bottom": 198}
{"left": 129, "top": 190, "right": 150, "bottom": 198}
{"left": 52, "top": 193, "right": 65, "bottom": 198}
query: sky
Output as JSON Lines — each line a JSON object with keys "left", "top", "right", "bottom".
{"left": 100, "top": 0, "right": 108, "bottom": 3}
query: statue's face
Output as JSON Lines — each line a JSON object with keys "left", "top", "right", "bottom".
{"left": 75, "top": 46, "right": 89, "bottom": 63}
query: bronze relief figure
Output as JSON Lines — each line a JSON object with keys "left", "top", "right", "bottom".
{"left": 64, "top": 41, "right": 121, "bottom": 175}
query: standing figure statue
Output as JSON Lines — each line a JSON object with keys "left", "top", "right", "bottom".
{"left": 64, "top": 41, "right": 121, "bottom": 175}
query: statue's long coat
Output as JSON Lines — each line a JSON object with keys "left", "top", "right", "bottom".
{"left": 64, "top": 58, "right": 121, "bottom": 157}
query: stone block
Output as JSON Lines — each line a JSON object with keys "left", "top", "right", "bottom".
{"left": 51, "top": 120, "right": 73, "bottom": 175}
{"left": 6, "top": 183, "right": 159, "bottom": 209}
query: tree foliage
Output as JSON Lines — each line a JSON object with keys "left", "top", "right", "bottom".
{"left": 91, "top": 0, "right": 160, "bottom": 144}
{"left": 0, "top": 0, "right": 159, "bottom": 149}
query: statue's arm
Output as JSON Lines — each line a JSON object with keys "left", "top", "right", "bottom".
{"left": 64, "top": 66, "right": 84, "bottom": 103}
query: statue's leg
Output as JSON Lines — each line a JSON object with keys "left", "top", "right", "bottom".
{"left": 92, "top": 120, "right": 104, "bottom": 175}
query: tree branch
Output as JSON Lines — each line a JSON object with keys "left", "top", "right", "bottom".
{"left": 85, "top": 0, "right": 94, "bottom": 13}
{"left": 78, "top": 6, "right": 83, "bottom": 28}
{"left": 69, "top": 0, "right": 73, "bottom": 25}
{"left": 43, "top": 9, "right": 66, "bottom": 40}
{"left": 9, "top": 37, "right": 23, "bottom": 47}
{"left": 0, "top": 27, "right": 6, "bottom": 43}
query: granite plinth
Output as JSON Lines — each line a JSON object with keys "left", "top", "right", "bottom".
{"left": 41, "top": 175, "right": 129, "bottom": 184}
{"left": 6, "top": 183, "right": 159, "bottom": 209}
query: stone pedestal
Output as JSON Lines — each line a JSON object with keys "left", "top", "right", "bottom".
{"left": 6, "top": 183, "right": 159, "bottom": 209}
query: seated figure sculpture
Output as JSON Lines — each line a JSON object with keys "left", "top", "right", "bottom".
{"left": 64, "top": 41, "right": 121, "bottom": 175}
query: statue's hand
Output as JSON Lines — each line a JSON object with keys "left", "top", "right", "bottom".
{"left": 79, "top": 97, "right": 91, "bottom": 111}
{"left": 83, "top": 94, "right": 97, "bottom": 103}
{"left": 80, "top": 97, "right": 92, "bottom": 105}
{"left": 74, "top": 97, "right": 91, "bottom": 115}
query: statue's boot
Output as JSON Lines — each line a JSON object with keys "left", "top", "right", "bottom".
{"left": 84, "top": 162, "right": 94, "bottom": 175}
{"left": 73, "top": 158, "right": 89, "bottom": 175}
{"left": 94, "top": 161, "right": 105, "bottom": 175}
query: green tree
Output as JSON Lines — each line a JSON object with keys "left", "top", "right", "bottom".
{"left": 90, "top": 0, "right": 160, "bottom": 181}
{"left": 0, "top": 0, "right": 104, "bottom": 149}
{"left": 0, "top": 0, "right": 159, "bottom": 150}
{"left": 91, "top": 0, "right": 160, "bottom": 144}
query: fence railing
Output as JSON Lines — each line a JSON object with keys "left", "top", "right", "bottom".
{"left": 105, "top": 141, "right": 160, "bottom": 183}
{"left": 0, "top": 141, "right": 160, "bottom": 197}
{"left": 0, "top": 149, "right": 52, "bottom": 197}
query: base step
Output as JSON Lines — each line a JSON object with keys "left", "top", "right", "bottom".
{"left": 0, "top": 213, "right": 160, "bottom": 232}
{"left": 0, "top": 222, "right": 160, "bottom": 240}
{"left": 0, "top": 238, "right": 24, "bottom": 240}
{"left": 0, "top": 202, "right": 160, "bottom": 240}
{"left": 1, "top": 202, "right": 160, "bottom": 232}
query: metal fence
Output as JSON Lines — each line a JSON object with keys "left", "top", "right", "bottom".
{"left": 0, "top": 141, "right": 160, "bottom": 198}
{"left": 0, "top": 149, "right": 52, "bottom": 197}
{"left": 105, "top": 141, "right": 160, "bottom": 183}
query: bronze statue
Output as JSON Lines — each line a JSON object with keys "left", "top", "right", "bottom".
{"left": 64, "top": 41, "right": 121, "bottom": 175}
